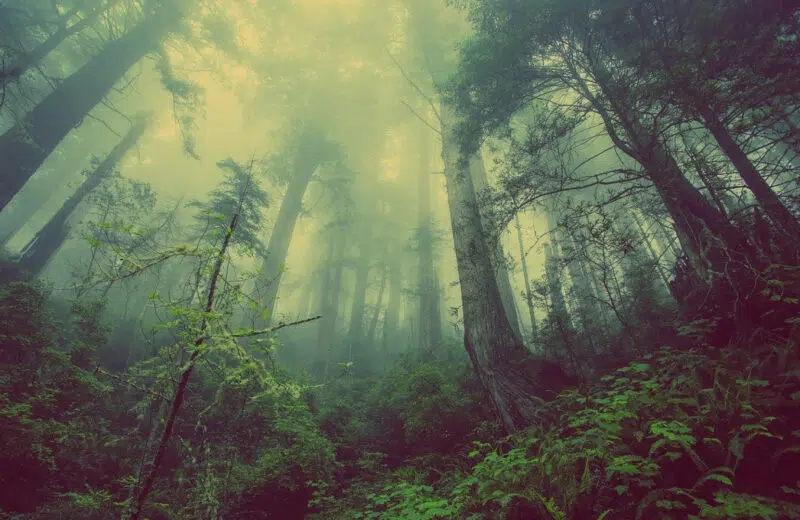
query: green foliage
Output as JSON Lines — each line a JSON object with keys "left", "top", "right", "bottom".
{"left": 323, "top": 343, "right": 800, "bottom": 519}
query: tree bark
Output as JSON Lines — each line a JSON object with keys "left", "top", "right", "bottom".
{"left": 441, "top": 101, "right": 572, "bottom": 433}
{"left": 17, "top": 112, "right": 150, "bottom": 274}
{"left": 0, "top": 3, "right": 179, "bottom": 210}
{"left": 468, "top": 152, "right": 523, "bottom": 341}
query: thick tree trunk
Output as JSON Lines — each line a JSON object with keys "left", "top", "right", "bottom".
{"left": 0, "top": 3, "right": 178, "bottom": 210}
{"left": 257, "top": 136, "right": 328, "bottom": 325}
{"left": 699, "top": 106, "right": 800, "bottom": 255}
{"left": 17, "top": 113, "right": 150, "bottom": 274}
{"left": 619, "top": 114, "right": 755, "bottom": 275}
{"left": 468, "top": 152, "right": 523, "bottom": 341}
{"left": 441, "top": 102, "right": 572, "bottom": 433}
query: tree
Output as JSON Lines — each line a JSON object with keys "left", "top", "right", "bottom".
{"left": 117, "top": 158, "right": 270, "bottom": 519}
{"left": 16, "top": 112, "right": 151, "bottom": 275}
{"left": 1, "top": 0, "right": 122, "bottom": 83}
{"left": 253, "top": 127, "right": 338, "bottom": 327}
{"left": 446, "top": 0, "right": 778, "bottom": 330}
{"left": 0, "top": 1, "right": 182, "bottom": 210}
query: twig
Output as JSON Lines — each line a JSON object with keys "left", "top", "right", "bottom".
{"left": 232, "top": 315, "right": 322, "bottom": 338}
{"left": 401, "top": 99, "right": 442, "bottom": 137}
{"left": 384, "top": 46, "right": 441, "bottom": 123}
{"left": 93, "top": 365, "right": 169, "bottom": 400}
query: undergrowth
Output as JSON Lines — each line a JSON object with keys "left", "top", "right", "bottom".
{"left": 314, "top": 338, "right": 800, "bottom": 519}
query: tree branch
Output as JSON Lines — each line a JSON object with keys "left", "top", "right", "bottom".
{"left": 232, "top": 315, "right": 322, "bottom": 338}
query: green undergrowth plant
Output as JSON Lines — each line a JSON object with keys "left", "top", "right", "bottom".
{"left": 325, "top": 340, "right": 800, "bottom": 519}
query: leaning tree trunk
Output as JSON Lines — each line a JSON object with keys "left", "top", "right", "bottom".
{"left": 17, "top": 112, "right": 150, "bottom": 274}
{"left": 698, "top": 105, "right": 800, "bottom": 258}
{"left": 441, "top": 101, "right": 572, "bottom": 433}
{"left": 0, "top": 3, "right": 179, "bottom": 210}
{"left": 4, "top": 0, "right": 120, "bottom": 82}
{"left": 256, "top": 131, "right": 331, "bottom": 325}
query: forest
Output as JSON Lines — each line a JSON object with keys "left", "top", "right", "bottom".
{"left": 0, "top": 0, "right": 799, "bottom": 518}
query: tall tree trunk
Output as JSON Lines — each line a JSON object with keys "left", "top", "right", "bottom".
{"left": 366, "top": 262, "right": 388, "bottom": 346}
{"left": 698, "top": 105, "right": 800, "bottom": 255}
{"left": 17, "top": 112, "right": 150, "bottom": 274}
{"left": 631, "top": 211, "right": 672, "bottom": 290}
{"left": 382, "top": 252, "right": 402, "bottom": 356}
{"left": 128, "top": 212, "right": 238, "bottom": 520}
{"left": 347, "top": 224, "right": 372, "bottom": 366}
{"left": 0, "top": 3, "right": 179, "bottom": 210}
{"left": 315, "top": 229, "right": 346, "bottom": 380}
{"left": 680, "top": 132, "right": 731, "bottom": 216}
{"left": 514, "top": 214, "right": 537, "bottom": 343}
{"left": 468, "top": 152, "right": 523, "bottom": 341}
{"left": 417, "top": 129, "right": 441, "bottom": 358}
{"left": 256, "top": 131, "right": 331, "bottom": 325}
{"left": 441, "top": 101, "right": 572, "bottom": 433}
{"left": 296, "top": 272, "right": 316, "bottom": 319}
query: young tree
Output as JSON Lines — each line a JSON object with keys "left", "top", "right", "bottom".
{"left": 115, "top": 158, "right": 270, "bottom": 520}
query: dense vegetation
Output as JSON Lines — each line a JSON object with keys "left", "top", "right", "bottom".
{"left": 1, "top": 0, "right": 799, "bottom": 519}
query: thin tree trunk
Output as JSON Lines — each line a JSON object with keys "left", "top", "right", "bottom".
{"left": 129, "top": 212, "right": 239, "bottom": 520}
{"left": 0, "top": 3, "right": 179, "bottom": 210}
{"left": 514, "top": 215, "right": 537, "bottom": 343}
{"left": 5, "top": 0, "right": 119, "bottom": 81}
{"left": 17, "top": 113, "right": 150, "bottom": 274}
{"left": 417, "top": 128, "right": 441, "bottom": 357}
{"left": 631, "top": 211, "right": 672, "bottom": 290}
{"left": 316, "top": 229, "right": 346, "bottom": 380}
{"left": 441, "top": 101, "right": 572, "bottom": 433}
{"left": 366, "top": 262, "right": 388, "bottom": 346}
{"left": 382, "top": 253, "right": 402, "bottom": 355}
{"left": 699, "top": 105, "right": 800, "bottom": 253}
{"left": 347, "top": 225, "right": 372, "bottom": 365}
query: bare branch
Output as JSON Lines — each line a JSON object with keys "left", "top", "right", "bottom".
{"left": 401, "top": 99, "right": 442, "bottom": 137}
{"left": 384, "top": 46, "right": 442, "bottom": 124}
{"left": 232, "top": 315, "right": 322, "bottom": 338}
